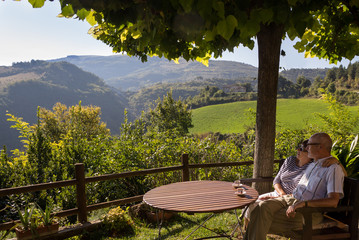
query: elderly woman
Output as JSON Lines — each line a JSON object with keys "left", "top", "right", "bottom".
{"left": 243, "top": 139, "right": 341, "bottom": 225}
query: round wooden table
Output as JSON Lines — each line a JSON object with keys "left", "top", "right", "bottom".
{"left": 143, "top": 180, "right": 258, "bottom": 239}
{"left": 144, "top": 180, "right": 258, "bottom": 213}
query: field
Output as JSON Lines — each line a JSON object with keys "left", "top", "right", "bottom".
{"left": 190, "top": 98, "right": 359, "bottom": 134}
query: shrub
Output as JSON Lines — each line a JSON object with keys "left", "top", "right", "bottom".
{"left": 102, "top": 207, "right": 134, "bottom": 237}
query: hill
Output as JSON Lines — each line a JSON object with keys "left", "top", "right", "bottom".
{"left": 51, "top": 55, "right": 259, "bottom": 91}
{"left": 51, "top": 55, "right": 330, "bottom": 91}
{"left": 190, "top": 99, "right": 359, "bottom": 134}
{"left": 127, "top": 78, "right": 254, "bottom": 115}
{"left": 279, "top": 68, "right": 329, "bottom": 83}
{"left": 0, "top": 61, "right": 128, "bottom": 150}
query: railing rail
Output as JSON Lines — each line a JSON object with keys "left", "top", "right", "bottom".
{"left": 0, "top": 154, "right": 282, "bottom": 235}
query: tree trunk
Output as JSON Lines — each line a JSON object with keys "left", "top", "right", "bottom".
{"left": 253, "top": 23, "right": 284, "bottom": 194}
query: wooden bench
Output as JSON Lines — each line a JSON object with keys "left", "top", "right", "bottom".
{"left": 296, "top": 177, "right": 359, "bottom": 240}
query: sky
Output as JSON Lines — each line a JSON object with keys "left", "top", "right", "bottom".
{"left": 1, "top": 0, "right": 358, "bottom": 69}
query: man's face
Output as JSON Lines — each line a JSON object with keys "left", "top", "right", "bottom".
{"left": 306, "top": 136, "right": 321, "bottom": 159}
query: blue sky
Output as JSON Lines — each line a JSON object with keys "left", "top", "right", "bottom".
{"left": 1, "top": 0, "right": 357, "bottom": 69}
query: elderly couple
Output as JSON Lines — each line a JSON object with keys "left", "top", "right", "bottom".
{"left": 243, "top": 132, "right": 346, "bottom": 240}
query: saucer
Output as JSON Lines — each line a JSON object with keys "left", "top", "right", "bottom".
{"left": 234, "top": 191, "right": 246, "bottom": 197}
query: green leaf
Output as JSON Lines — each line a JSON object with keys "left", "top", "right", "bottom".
{"left": 197, "top": 0, "right": 213, "bottom": 18}
{"left": 28, "top": 0, "right": 45, "bottom": 8}
{"left": 216, "top": 15, "right": 237, "bottom": 40}
{"left": 205, "top": 28, "right": 217, "bottom": 41}
{"left": 62, "top": 5, "right": 75, "bottom": 18}
{"left": 217, "top": 20, "right": 228, "bottom": 39}
{"left": 76, "top": 8, "right": 90, "bottom": 21}
{"left": 212, "top": 1, "right": 225, "bottom": 19}
{"left": 86, "top": 11, "right": 97, "bottom": 26}
{"left": 179, "top": 0, "right": 194, "bottom": 13}
{"left": 243, "top": 19, "right": 260, "bottom": 36}
{"left": 293, "top": 41, "right": 305, "bottom": 52}
{"left": 226, "top": 15, "right": 238, "bottom": 29}
{"left": 131, "top": 29, "right": 142, "bottom": 39}
{"left": 258, "top": 9, "right": 273, "bottom": 23}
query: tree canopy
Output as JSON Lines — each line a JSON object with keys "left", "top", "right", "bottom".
{"left": 28, "top": 0, "right": 359, "bottom": 192}
{"left": 49, "top": 0, "right": 359, "bottom": 64}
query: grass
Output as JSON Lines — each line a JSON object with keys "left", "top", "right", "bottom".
{"left": 125, "top": 212, "right": 241, "bottom": 240}
{"left": 71, "top": 210, "right": 289, "bottom": 240}
{"left": 190, "top": 98, "right": 359, "bottom": 134}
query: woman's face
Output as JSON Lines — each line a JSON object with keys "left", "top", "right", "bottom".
{"left": 296, "top": 145, "right": 311, "bottom": 162}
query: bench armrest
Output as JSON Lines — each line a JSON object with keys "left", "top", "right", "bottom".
{"left": 297, "top": 205, "right": 354, "bottom": 214}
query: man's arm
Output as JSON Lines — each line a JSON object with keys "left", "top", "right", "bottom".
{"left": 286, "top": 192, "right": 340, "bottom": 218}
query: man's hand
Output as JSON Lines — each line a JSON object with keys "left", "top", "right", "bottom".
{"left": 286, "top": 205, "right": 297, "bottom": 218}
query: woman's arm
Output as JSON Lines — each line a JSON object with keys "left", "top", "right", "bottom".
{"left": 273, "top": 183, "right": 286, "bottom": 196}
{"left": 322, "top": 157, "right": 347, "bottom": 176}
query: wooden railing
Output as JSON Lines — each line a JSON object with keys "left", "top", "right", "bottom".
{"left": 0, "top": 154, "right": 282, "bottom": 238}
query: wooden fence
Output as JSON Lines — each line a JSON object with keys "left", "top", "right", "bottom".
{"left": 0, "top": 154, "right": 282, "bottom": 239}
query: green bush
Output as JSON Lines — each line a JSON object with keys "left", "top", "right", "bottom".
{"left": 102, "top": 207, "right": 134, "bottom": 237}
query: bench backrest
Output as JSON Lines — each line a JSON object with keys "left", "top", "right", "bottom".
{"left": 328, "top": 177, "right": 359, "bottom": 227}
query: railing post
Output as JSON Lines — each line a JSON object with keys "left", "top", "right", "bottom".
{"left": 75, "top": 163, "right": 87, "bottom": 223}
{"left": 182, "top": 153, "right": 190, "bottom": 182}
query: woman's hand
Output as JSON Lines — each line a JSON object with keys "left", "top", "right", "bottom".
{"left": 322, "top": 157, "right": 339, "bottom": 167}
{"left": 322, "top": 157, "right": 348, "bottom": 176}
{"left": 258, "top": 196, "right": 277, "bottom": 200}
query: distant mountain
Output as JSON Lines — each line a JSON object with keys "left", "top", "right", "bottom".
{"left": 0, "top": 60, "right": 128, "bottom": 150}
{"left": 51, "top": 55, "right": 259, "bottom": 91}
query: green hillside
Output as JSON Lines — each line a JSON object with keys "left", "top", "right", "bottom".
{"left": 0, "top": 61, "right": 128, "bottom": 150}
{"left": 190, "top": 99, "right": 359, "bottom": 134}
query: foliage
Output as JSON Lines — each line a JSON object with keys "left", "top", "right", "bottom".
{"left": 277, "top": 76, "right": 300, "bottom": 98}
{"left": 294, "top": 1, "right": 359, "bottom": 63}
{"left": 1, "top": 98, "right": 253, "bottom": 225}
{"left": 332, "top": 135, "right": 359, "bottom": 179}
{"left": 306, "top": 63, "right": 359, "bottom": 105}
{"left": 36, "top": 203, "right": 56, "bottom": 226}
{"left": 17, "top": 203, "right": 36, "bottom": 231}
{"left": 102, "top": 207, "right": 134, "bottom": 237}
{"left": 144, "top": 91, "right": 193, "bottom": 136}
{"left": 15, "top": 202, "right": 58, "bottom": 240}
{"left": 6, "top": 113, "right": 33, "bottom": 148}
{"left": 186, "top": 84, "right": 257, "bottom": 109}
{"left": 315, "top": 90, "right": 359, "bottom": 144}
{"left": 44, "top": 0, "right": 358, "bottom": 65}
{"left": 127, "top": 77, "right": 256, "bottom": 116}
{"left": 38, "top": 102, "right": 110, "bottom": 142}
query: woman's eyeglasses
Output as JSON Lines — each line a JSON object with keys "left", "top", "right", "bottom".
{"left": 297, "top": 146, "right": 308, "bottom": 152}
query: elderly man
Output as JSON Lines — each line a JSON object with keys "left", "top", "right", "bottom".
{"left": 244, "top": 132, "right": 345, "bottom": 240}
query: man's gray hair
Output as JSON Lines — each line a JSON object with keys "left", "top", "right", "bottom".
{"left": 312, "top": 132, "right": 332, "bottom": 152}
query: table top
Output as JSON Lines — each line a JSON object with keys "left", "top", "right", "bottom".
{"left": 143, "top": 180, "right": 258, "bottom": 213}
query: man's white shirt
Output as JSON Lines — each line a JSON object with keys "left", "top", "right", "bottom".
{"left": 293, "top": 156, "right": 345, "bottom": 201}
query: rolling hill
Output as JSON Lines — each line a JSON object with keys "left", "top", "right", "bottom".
{"left": 51, "top": 55, "right": 259, "bottom": 91}
{"left": 0, "top": 60, "right": 128, "bottom": 150}
{"left": 51, "top": 55, "right": 330, "bottom": 91}
{"left": 190, "top": 99, "right": 359, "bottom": 134}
